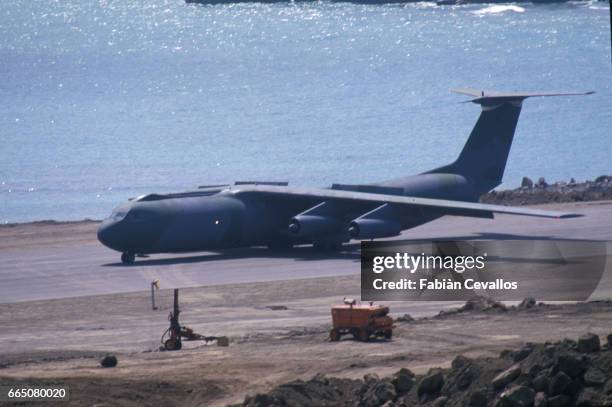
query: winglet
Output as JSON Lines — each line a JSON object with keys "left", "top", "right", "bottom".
{"left": 451, "top": 88, "right": 594, "bottom": 105}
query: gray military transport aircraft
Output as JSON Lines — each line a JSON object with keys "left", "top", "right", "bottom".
{"left": 98, "top": 89, "right": 592, "bottom": 263}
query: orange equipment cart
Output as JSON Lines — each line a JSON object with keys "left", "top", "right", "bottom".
{"left": 330, "top": 299, "right": 394, "bottom": 342}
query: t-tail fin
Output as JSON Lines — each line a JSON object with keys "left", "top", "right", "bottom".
{"left": 426, "top": 89, "right": 594, "bottom": 191}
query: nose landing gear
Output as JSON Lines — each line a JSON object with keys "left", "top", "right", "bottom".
{"left": 121, "top": 251, "right": 135, "bottom": 264}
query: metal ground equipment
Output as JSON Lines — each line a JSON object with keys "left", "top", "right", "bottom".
{"left": 330, "top": 298, "right": 394, "bottom": 342}
{"left": 161, "top": 289, "right": 229, "bottom": 350}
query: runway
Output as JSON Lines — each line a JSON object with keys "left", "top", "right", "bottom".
{"left": 1, "top": 200, "right": 612, "bottom": 304}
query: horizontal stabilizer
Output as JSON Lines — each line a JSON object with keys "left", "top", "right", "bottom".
{"left": 451, "top": 88, "right": 594, "bottom": 105}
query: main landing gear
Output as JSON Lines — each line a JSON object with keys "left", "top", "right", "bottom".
{"left": 121, "top": 251, "right": 135, "bottom": 264}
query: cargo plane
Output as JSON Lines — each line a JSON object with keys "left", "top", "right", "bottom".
{"left": 97, "top": 89, "right": 592, "bottom": 263}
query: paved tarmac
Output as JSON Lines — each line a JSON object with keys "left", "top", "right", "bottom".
{"left": 1, "top": 201, "right": 611, "bottom": 304}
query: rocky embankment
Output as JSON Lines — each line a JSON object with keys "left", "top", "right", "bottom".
{"left": 481, "top": 175, "right": 612, "bottom": 206}
{"left": 234, "top": 330, "right": 612, "bottom": 407}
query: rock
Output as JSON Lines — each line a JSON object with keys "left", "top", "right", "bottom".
{"left": 470, "top": 390, "right": 488, "bottom": 407}
{"left": 364, "top": 373, "right": 380, "bottom": 384}
{"left": 492, "top": 365, "right": 522, "bottom": 390}
{"left": 461, "top": 296, "right": 507, "bottom": 312}
{"left": 361, "top": 380, "right": 397, "bottom": 407}
{"left": 547, "top": 394, "right": 571, "bottom": 407}
{"left": 418, "top": 369, "right": 444, "bottom": 397}
{"left": 534, "top": 392, "right": 547, "bottom": 407}
{"left": 432, "top": 396, "right": 448, "bottom": 406}
{"left": 577, "top": 333, "right": 601, "bottom": 353}
{"left": 100, "top": 355, "right": 117, "bottom": 368}
{"left": 518, "top": 297, "right": 536, "bottom": 310}
{"left": 498, "top": 385, "right": 535, "bottom": 407}
{"left": 533, "top": 374, "right": 550, "bottom": 393}
{"left": 513, "top": 345, "right": 533, "bottom": 362}
{"left": 455, "top": 366, "right": 475, "bottom": 390}
{"left": 381, "top": 401, "right": 397, "bottom": 407}
{"left": 452, "top": 354, "right": 471, "bottom": 369}
{"left": 575, "top": 387, "right": 605, "bottom": 406}
{"left": 554, "top": 354, "right": 586, "bottom": 378}
{"left": 265, "top": 305, "right": 288, "bottom": 310}
{"left": 396, "top": 313, "right": 414, "bottom": 323}
{"left": 549, "top": 372, "right": 572, "bottom": 396}
{"left": 521, "top": 177, "right": 534, "bottom": 188}
{"left": 538, "top": 177, "right": 548, "bottom": 187}
{"left": 584, "top": 368, "right": 607, "bottom": 387}
{"left": 393, "top": 368, "right": 415, "bottom": 394}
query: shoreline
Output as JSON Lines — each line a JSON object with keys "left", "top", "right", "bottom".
{"left": 3, "top": 175, "right": 610, "bottom": 228}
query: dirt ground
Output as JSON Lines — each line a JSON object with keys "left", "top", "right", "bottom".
{"left": 1, "top": 201, "right": 612, "bottom": 406}
{"left": 1, "top": 275, "right": 612, "bottom": 406}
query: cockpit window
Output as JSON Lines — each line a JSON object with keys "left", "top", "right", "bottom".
{"left": 127, "top": 209, "right": 154, "bottom": 222}
{"left": 111, "top": 210, "right": 127, "bottom": 221}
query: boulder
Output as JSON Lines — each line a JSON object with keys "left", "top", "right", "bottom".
{"left": 513, "top": 345, "right": 533, "bottom": 362}
{"left": 498, "top": 385, "right": 535, "bottom": 407}
{"left": 492, "top": 365, "right": 522, "bottom": 390}
{"left": 584, "top": 368, "right": 607, "bottom": 387}
{"left": 470, "top": 390, "right": 488, "bottom": 407}
{"left": 549, "top": 372, "right": 572, "bottom": 396}
{"left": 396, "top": 313, "right": 414, "bottom": 323}
{"left": 575, "top": 387, "right": 605, "bottom": 407}
{"left": 518, "top": 297, "right": 536, "bottom": 310}
{"left": 433, "top": 396, "right": 448, "bottom": 407}
{"left": 577, "top": 333, "right": 601, "bottom": 353}
{"left": 417, "top": 370, "right": 444, "bottom": 397}
{"left": 553, "top": 354, "right": 586, "bottom": 378}
{"left": 452, "top": 355, "right": 471, "bottom": 369}
{"left": 532, "top": 374, "right": 549, "bottom": 393}
{"left": 393, "top": 368, "right": 415, "bottom": 394}
{"left": 534, "top": 392, "right": 547, "bottom": 407}
{"left": 547, "top": 394, "right": 571, "bottom": 407}
{"left": 100, "top": 355, "right": 117, "bottom": 368}
{"left": 538, "top": 177, "right": 548, "bottom": 187}
{"left": 361, "top": 380, "right": 396, "bottom": 407}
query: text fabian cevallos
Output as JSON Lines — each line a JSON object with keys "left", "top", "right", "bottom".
{"left": 370, "top": 252, "right": 518, "bottom": 291}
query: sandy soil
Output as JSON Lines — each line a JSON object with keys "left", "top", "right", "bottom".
{"left": 1, "top": 275, "right": 612, "bottom": 407}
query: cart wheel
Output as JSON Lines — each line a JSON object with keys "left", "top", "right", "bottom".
{"left": 356, "top": 328, "right": 369, "bottom": 342}
{"left": 329, "top": 329, "right": 340, "bottom": 342}
{"left": 384, "top": 330, "right": 393, "bottom": 340}
{"left": 164, "top": 338, "right": 182, "bottom": 351}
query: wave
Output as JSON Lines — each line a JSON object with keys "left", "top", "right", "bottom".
{"left": 472, "top": 4, "right": 526, "bottom": 14}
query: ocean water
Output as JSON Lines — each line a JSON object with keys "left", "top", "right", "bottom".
{"left": 0, "top": 0, "right": 610, "bottom": 223}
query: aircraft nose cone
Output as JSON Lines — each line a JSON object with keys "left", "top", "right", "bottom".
{"left": 97, "top": 219, "right": 122, "bottom": 251}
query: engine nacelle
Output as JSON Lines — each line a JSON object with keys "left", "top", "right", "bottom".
{"left": 348, "top": 203, "right": 402, "bottom": 239}
{"left": 288, "top": 214, "right": 341, "bottom": 237}
{"left": 348, "top": 218, "right": 402, "bottom": 239}
{"left": 288, "top": 202, "right": 344, "bottom": 238}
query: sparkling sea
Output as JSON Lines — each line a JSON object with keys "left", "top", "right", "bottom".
{"left": 0, "top": 0, "right": 610, "bottom": 223}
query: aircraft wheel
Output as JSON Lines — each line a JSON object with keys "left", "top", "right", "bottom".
{"left": 121, "top": 252, "right": 135, "bottom": 264}
{"left": 384, "top": 330, "right": 393, "bottom": 340}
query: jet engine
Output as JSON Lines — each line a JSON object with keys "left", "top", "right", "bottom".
{"left": 288, "top": 202, "right": 342, "bottom": 238}
{"left": 348, "top": 204, "right": 402, "bottom": 239}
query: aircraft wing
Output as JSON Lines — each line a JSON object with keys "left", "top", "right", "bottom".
{"left": 229, "top": 185, "right": 582, "bottom": 219}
